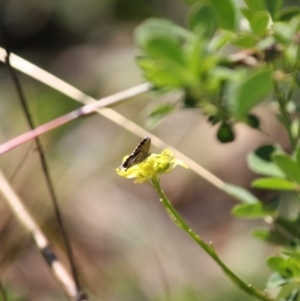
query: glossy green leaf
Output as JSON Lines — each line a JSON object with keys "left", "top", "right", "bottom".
{"left": 223, "top": 184, "right": 259, "bottom": 204}
{"left": 209, "top": 0, "right": 238, "bottom": 31}
{"left": 273, "top": 153, "right": 300, "bottom": 184}
{"left": 252, "top": 177, "right": 298, "bottom": 190}
{"left": 252, "top": 228, "right": 290, "bottom": 245}
{"left": 265, "top": 0, "right": 283, "bottom": 19}
{"left": 247, "top": 145, "right": 285, "bottom": 177}
{"left": 228, "top": 69, "right": 272, "bottom": 117}
{"left": 232, "top": 197, "right": 279, "bottom": 218}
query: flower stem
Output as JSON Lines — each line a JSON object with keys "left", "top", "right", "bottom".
{"left": 273, "top": 81, "right": 295, "bottom": 150}
{"left": 151, "top": 176, "right": 275, "bottom": 301}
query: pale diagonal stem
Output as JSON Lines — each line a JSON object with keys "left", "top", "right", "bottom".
{"left": 0, "top": 47, "right": 225, "bottom": 191}
{"left": 0, "top": 170, "right": 88, "bottom": 301}
{"left": 0, "top": 82, "right": 152, "bottom": 155}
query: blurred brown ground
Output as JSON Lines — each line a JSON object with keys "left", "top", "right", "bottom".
{"left": 0, "top": 0, "right": 295, "bottom": 300}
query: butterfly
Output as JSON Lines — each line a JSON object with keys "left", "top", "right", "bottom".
{"left": 121, "top": 137, "right": 151, "bottom": 170}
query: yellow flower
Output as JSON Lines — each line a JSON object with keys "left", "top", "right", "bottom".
{"left": 116, "top": 149, "right": 189, "bottom": 183}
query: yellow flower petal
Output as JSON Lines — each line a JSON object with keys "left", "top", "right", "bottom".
{"left": 116, "top": 148, "right": 189, "bottom": 183}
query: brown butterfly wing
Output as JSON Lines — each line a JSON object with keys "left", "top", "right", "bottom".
{"left": 122, "top": 137, "right": 151, "bottom": 170}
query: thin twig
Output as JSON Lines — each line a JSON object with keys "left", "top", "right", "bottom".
{"left": 0, "top": 47, "right": 225, "bottom": 190}
{"left": 4, "top": 47, "right": 83, "bottom": 299}
{"left": 0, "top": 82, "right": 152, "bottom": 154}
{"left": 0, "top": 170, "right": 87, "bottom": 301}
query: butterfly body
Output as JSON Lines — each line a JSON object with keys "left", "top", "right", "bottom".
{"left": 121, "top": 137, "right": 151, "bottom": 170}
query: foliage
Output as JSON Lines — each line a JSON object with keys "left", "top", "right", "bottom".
{"left": 133, "top": 0, "right": 300, "bottom": 300}
{"left": 135, "top": 0, "right": 300, "bottom": 144}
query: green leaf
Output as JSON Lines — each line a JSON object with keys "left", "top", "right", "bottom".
{"left": 274, "top": 18, "right": 300, "bottom": 46}
{"left": 209, "top": 31, "right": 235, "bottom": 52}
{"left": 232, "top": 197, "right": 279, "bottom": 218}
{"left": 268, "top": 257, "right": 289, "bottom": 274}
{"left": 268, "top": 256, "right": 300, "bottom": 278}
{"left": 186, "top": 37, "right": 204, "bottom": 77}
{"left": 252, "top": 177, "right": 298, "bottom": 191}
{"left": 247, "top": 145, "right": 285, "bottom": 177}
{"left": 252, "top": 228, "right": 290, "bottom": 245}
{"left": 135, "top": 19, "right": 180, "bottom": 49}
{"left": 209, "top": 0, "right": 238, "bottom": 31}
{"left": 245, "top": 0, "right": 266, "bottom": 12}
{"left": 251, "top": 11, "right": 270, "bottom": 36}
{"left": 267, "top": 272, "right": 291, "bottom": 288}
{"left": 188, "top": 4, "right": 216, "bottom": 38}
{"left": 291, "top": 119, "right": 299, "bottom": 140}
{"left": 241, "top": 9, "right": 269, "bottom": 36}
{"left": 217, "top": 122, "right": 235, "bottom": 143}
{"left": 228, "top": 69, "right": 272, "bottom": 117}
{"left": 278, "top": 7, "right": 300, "bottom": 22}
{"left": 136, "top": 57, "right": 186, "bottom": 87}
{"left": 283, "top": 245, "right": 300, "bottom": 261}
{"left": 246, "top": 113, "right": 260, "bottom": 129}
{"left": 145, "top": 104, "right": 175, "bottom": 128}
{"left": 273, "top": 153, "right": 300, "bottom": 184}
{"left": 223, "top": 183, "right": 260, "bottom": 204}
{"left": 285, "top": 289, "right": 299, "bottom": 301}
{"left": 273, "top": 22, "right": 295, "bottom": 44}
{"left": 288, "top": 44, "right": 300, "bottom": 69}
{"left": 265, "top": 0, "right": 283, "bottom": 19}
{"left": 181, "top": 0, "right": 199, "bottom": 6}
{"left": 295, "top": 145, "right": 300, "bottom": 167}
{"left": 146, "top": 38, "right": 184, "bottom": 63}
{"left": 233, "top": 33, "right": 258, "bottom": 49}
{"left": 275, "top": 216, "right": 300, "bottom": 238}
{"left": 183, "top": 93, "right": 199, "bottom": 108}
{"left": 149, "top": 104, "right": 175, "bottom": 118}
{"left": 278, "top": 285, "right": 300, "bottom": 301}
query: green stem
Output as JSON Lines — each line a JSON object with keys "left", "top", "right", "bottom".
{"left": 273, "top": 81, "right": 295, "bottom": 150}
{"left": 151, "top": 176, "right": 275, "bottom": 301}
{"left": 297, "top": 120, "right": 300, "bottom": 143}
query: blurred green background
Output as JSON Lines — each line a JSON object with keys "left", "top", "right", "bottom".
{"left": 0, "top": 0, "right": 298, "bottom": 300}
